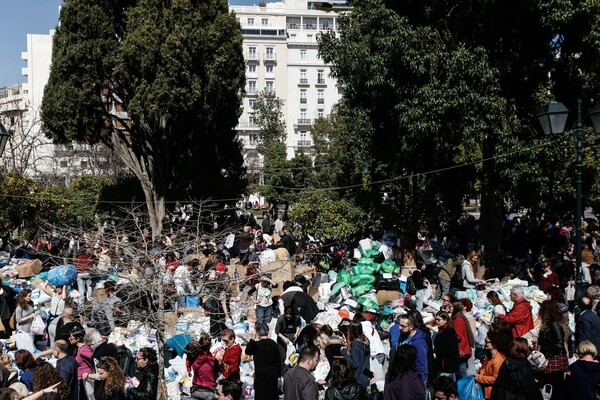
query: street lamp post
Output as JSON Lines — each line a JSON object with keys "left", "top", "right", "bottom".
{"left": 536, "top": 99, "right": 600, "bottom": 300}
{"left": 0, "top": 123, "right": 10, "bottom": 158}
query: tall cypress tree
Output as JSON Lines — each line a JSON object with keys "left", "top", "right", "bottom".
{"left": 42, "top": 0, "right": 246, "bottom": 237}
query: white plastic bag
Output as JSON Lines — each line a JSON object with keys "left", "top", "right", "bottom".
{"left": 15, "top": 331, "right": 35, "bottom": 353}
{"left": 370, "top": 358, "right": 385, "bottom": 392}
{"left": 284, "top": 342, "right": 296, "bottom": 365}
{"left": 30, "top": 315, "right": 45, "bottom": 336}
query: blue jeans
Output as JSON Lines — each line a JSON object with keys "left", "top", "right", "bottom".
{"left": 457, "top": 358, "right": 469, "bottom": 380}
{"left": 256, "top": 305, "right": 273, "bottom": 325}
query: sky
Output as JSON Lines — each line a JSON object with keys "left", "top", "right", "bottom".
{"left": 0, "top": 0, "right": 279, "bottom": 87}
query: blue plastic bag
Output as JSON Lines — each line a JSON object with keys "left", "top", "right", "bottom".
{"left": 458, "top": 375, "right": 484, "bottom": 400}
{"left": 185, "top": 295, "right": 200, "bottom": 308}
{"left": 47, "top": 264, "right": 77, "bottom": 286}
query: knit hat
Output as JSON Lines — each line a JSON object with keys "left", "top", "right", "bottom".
{"left": 216, "top": 263, "right": 226, "bottom": 273}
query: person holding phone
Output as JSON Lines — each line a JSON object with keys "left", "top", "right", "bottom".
{"left": 340, "top": 321, "right": 371, "bottom": 388}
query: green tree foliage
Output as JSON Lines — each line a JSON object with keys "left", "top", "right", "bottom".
{"left": 252, "top": 91, "right": 294, "bottom": 206}
{"left": 0, "top": 172, "right": 44, "bottom": 236}
{"left": 318, "top": 0, "right": 505, "bottom": 234}
{"left": 289, "top": 190, "right": 372, "bottom": 239}
{"left": 41, "top": 0, "right": 246, "bottom": 237}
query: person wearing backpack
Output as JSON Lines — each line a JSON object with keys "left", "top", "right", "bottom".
{"left": 462, "top": 251, "right": 486, "bottom": 289}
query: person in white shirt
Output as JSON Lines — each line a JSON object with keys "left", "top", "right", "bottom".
{"left": 174, "top": 260, "right": 195, "bottom": 310}
{"left": 462, "top": 251, "right": 486, "bottom": 289}
{"left": 354, "top": 313, "right": 387, "bottom": 364}
{"left": 274, "top": 215, "right": 285, "bottom": 235}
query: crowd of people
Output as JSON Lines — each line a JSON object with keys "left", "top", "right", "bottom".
{"left": 0, "top": 211, "right": 600, "bottom": 400}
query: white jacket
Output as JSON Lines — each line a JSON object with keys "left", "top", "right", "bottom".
{"left": 173, "top": 265, "right": 194, "bottom": 295}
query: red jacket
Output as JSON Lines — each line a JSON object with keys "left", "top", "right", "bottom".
{"left": 498, "top": 297, "right": 534, "bottom": 337}
{"left": 220, "top": 344, "right": 241, "bottom": 380}
{"left": 453, "top": 314, "right": 472, "bottom": 357}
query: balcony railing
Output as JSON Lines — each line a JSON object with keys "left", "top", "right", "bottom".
{"left": 297, "top": 140, "right": 312, "bottom": 146}
{"left": 296, "top": 118, "right": 312, "bottom": 125}
{"left": 300, "top": 98, "right": 307, "bottom": 104}
{"left": 317, "top": 98, "right": 324, "bottom": 104}
{"left": 246, "top": 52, "right": 259, "bottom": 60}
{"left": 298, "top": 78, "right": 309, "bottom": 85}
{"left": 316, "top": 79, "right": 326, "bottom": 85}
{"left": 304, "top": 24, "right": 317, "bottom": 30}
{"left": 247, "top": 88, "right": 257, "bottom": 95}
{"left": 287, "top": 23, "right": 300, "bottom": 29}
{"left": 264, "top": 52, "right": 277, "bottom": 60}
{"left": 319, "top": 24, "right": 332, "bottom": 30}
{"left": 237, "top": 121, "right": 259, "bottom": 129}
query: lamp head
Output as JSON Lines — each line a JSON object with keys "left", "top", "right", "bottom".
{"left": 536, "top": 101, "right": 569, "bottom": 135}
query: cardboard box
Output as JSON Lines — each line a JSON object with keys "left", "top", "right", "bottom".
{"left": 164, "top": 312, "right": 178, "bottom": 333}
{"left": 262, "top": 260, "right": 295, "bottom": 296}
{"left": 403, "top": 250, "right": 416, "bottom": 267}
{"left": 16, "top": 259, "right": 43, "bottom": 278}
{"left": 401, "top": 266, "right": 417, "bottom": 277}
{"left": 376, "top": 290, "right": 401, "bottom": 305}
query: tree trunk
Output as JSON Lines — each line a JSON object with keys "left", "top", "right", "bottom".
{"left": 111, "top": 134, "right": 165, "bottom": 239}
{"left": 479, "top": 140, "right": 503, "bottom": 277}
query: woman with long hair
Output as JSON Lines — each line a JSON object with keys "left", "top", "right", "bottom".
{"left": 462, "top": 251, "right": 486, "bottom": 289}
{"left": 84, "top": 356, "right": 126, "bottom": 400}
{"left": 491, "top": 338, "right": 542, "bottom": 400}
{"left": 486, "top": 291, "right": 506, "bottom": 318}
{"left": 324, "top": 359, "right": 366, "bottom": 400}
{"left": 32, "top": 362, "right": 69, "bottom": 400}
{"left": 383, "top": 344, "right": 426, "bottom": 400}
{"left": 340, "top": 321, "right": 371, "bottom": 388}
{"left": 130, "top": 347, "right": 158, "bottom": 400}
{"left": 537, "top": 300, "right": 569, "bottom": 400}
{"left": 450, "top": 301, "right": 473, "bottom": 380}
{"left": 185, "top": 334, "right": 219, "bottom": 400}
{"left": 15, "top": 289, "right": 36, "bottom": 334}
{"left": 433, "top": 311, "right": 459, "bottom": 380}
{"left": 475, "top": 330, "right": 506, "bottom": 400}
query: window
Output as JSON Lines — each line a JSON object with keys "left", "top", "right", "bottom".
{"left": 249, "top": 134, "right": 257, "bottom": 144}
{"left": 300, "top": 49, "right": 307, "bottom": 60}
{"left": 265, "top": 81, "right": 274, "bottom": 92}
{"left": 81, "top": 161, "right": 88, "bottom": 168}
{"left": 265, "top": 47, "right": 274, "bottom": 60}
{"left": 300, "top": 89, "right": 307, "bottom": 103}
{"left": 261, "top": 18, "right": 269, "bottom": 27}
{"left": 317, "top": 70, "right": 325, "bottom": 83}
{"left": 300, "top": 131, "right": 307, "bottom": 141}
{"left": 300, "top": 69, "right": 307, "bottom": 81}
{"left": 290, "top": 33, "right": 297, "bottom": 41}
{"left": 249, "top": 99, "right": 256, "bottom": 109}
{"left": 317, "top": 89, "right": 324, "bottom": 104}
{"left": 322, "top": 20, "right": 330, "bottom": 29}
{"left": 318, "top": 109, "right": 324, "bottom": 118}
{"left": 248, "top": 81, "right": 256, "bottom": 94}
{"left": 0, "top": 88, "right": 7, "bottom": 99}
{"left": 266, "top": 64, "right": 274, "bottom": 73}
{"left": 60, "top": 161, "right": 68, "bottom": 168}
{"left": 248, "top": 47, "right": 257, "bottom": 57}
{"left": 307, "top": 34, "right": 313, "bottom": 42}
{"left": 300, "top": 109, "right": 307, "bottom": 119}
{"left": 247, "top": 17, "right": 255, "bottom": 26}
{"left": 248, "top": 64, "right": 257, "bottom": 73}
{"left": 249, "top": 115, "right": 256, "bottom": 127}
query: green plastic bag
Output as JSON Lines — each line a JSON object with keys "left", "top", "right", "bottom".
{"left": 351, "top": 284, "right": 374, "bottom": 297}
{"left": 319, "top": 258, "right": 331, "bottom": 270}
{"left": 338, "top": 270, "right": 352, "bottom": 285}
{"left": 373, "top": 263, "right": 382, "bottom": 274}
{"left": 371, "top": 241, "right": 382, "bottom": 250}
{"left": 351, "top": 274, "right": 376, "bottom": 286}
{"left": 381, "top": 260, "right": 398, "bottom": 274}
{"left": 330, "top": 282, "right": 347, "bottom": 297}
{"left": 353, "top": 265, "right": 375, "bottom": 276}
{"left": 358, "top": 297, "right": 380, "bottom": 312}
{"left": 357, "top": 258, "right": 374, "bottom": 267}
{"left": 363, "top": 249, "right": 380, "bottom": 258}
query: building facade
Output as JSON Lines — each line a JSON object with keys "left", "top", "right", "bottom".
{"left": 230, "top": 0, "right": 345, "bottom": 167}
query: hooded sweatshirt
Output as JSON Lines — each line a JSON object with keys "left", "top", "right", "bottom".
{"left": 566, "top": 359, "right": 600, "bottom": 399}
{"left": 191, "top": 354, "right": 219, "bottom": 389}
{"left": 400, "top": 329, "right": 429, "bottom": 386}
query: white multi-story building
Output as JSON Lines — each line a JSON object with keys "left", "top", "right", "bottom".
{"left": 230, "top": 0, "right": 346, "bottom": 166}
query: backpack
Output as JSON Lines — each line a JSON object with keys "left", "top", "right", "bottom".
{"left": 116, "top": 345, "right": 137, "bottom": 378}
{"left": 451, "top": 262, "right": 465, "bottom": 290}
{"left": 406, "top": 276, "right": 417, "bottom": 295}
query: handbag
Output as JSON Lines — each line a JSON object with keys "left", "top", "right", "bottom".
{"left": 527, "top": 350, "right": 548, "bottom": 370}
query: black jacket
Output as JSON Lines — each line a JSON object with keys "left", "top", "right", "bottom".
{"left": 433, "top": 327, "right": 459, "bottom": 373}
{"left": 566, "top": 359, "right": 600, "bottom": 399}
{"left": 491, "top": 357, "right": 542, "bottom": 400}
{"left": 537, "top": 322, "right": 566, "bottom": 357}
{"left": 130, "top": 364, "right": 159, "bottom": 400}
{"left": 324, "top": 385, "right": 367, "bottom": 400}
{"left": 576, "top": 310, "right": 600, "bottom": 352}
